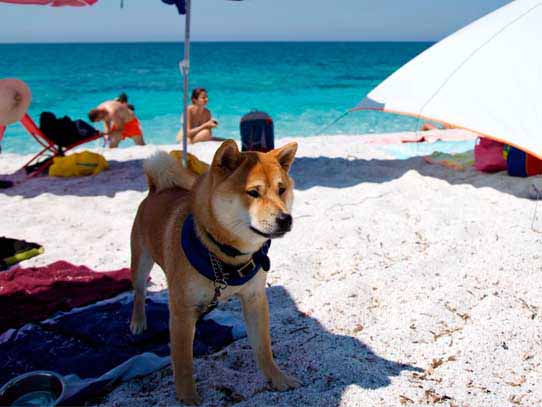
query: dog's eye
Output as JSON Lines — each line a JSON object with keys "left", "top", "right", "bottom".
{"left": 246, "top": 189, "right": 260, "bottom": 198}
{"left": 278, "top": 186, "right": 286, "bottom": 195}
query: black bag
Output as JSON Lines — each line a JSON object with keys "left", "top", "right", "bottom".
{"left": 240, "top": 111, "right": 274, "bottom": 152}
{"left": 39, "top": 112, "right": 96, "bottom": 148}
{"left": 74, "top": 119, "right": 98, "bottom": 139}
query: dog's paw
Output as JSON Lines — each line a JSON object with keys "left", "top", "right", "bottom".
{"left": 270, "top": 372, "right": 302, "bottom": 391}
{"left": 176, "top": 387, "right": 201, "bottom": 405}
{"left": 180, "top": 394, "right": 202, "bottom": 406}
{"left": 129, "top": 316, "right": 147, "bottom": 335}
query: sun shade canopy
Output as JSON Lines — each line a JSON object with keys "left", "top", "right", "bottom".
{"left": 353, "top": 0, "right": 542, "bottom": 159}
{"left": 161, "top": 0, "right": 243, "bottom": 167}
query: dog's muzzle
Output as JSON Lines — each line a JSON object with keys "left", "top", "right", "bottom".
{"left": 276, "top": 213, "right": 292, "bottom": 233}
{"left": 250, "top": 213, "right": 293, "bottom": 238}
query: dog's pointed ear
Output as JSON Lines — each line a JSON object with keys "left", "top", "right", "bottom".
{"left": 211, "top": 140, "right": 242, "bottom": 174}
{"left": 270, "top": 142, "right": 297, "bottom": 173}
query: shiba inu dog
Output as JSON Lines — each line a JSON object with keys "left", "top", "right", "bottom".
{"left": 129, "top": 140, "right": 300, "bottom": 404}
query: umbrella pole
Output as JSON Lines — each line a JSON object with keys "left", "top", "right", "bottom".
{"left": 181, "top": 0, "right": 191, "bottom": 168}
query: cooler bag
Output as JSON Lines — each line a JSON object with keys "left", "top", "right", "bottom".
{"left": 240, "top": 111, "right": 274, "bottom": 152}
{"left": 504, "top": 145, "right": 542, "bottom": 177}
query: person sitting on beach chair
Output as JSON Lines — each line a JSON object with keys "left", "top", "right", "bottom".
{"left": 88, "top": 100, "right": 145, "bottom": 148}
{"left": 176, "top": 88, "right": 225, "bottom": 144}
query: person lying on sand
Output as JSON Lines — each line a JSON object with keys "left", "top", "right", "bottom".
{"left": 176, "top": 88, "right": 226, "bottom": 144}
{"left": 88, "top": 100, "right": 145, "bottom": 148}
{"left": 421, "top": 121, "right": 454, "bottom": 131}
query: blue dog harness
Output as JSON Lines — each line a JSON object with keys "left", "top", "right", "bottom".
{"left": 181, "top": 214, "right": 271, "bottom": 286}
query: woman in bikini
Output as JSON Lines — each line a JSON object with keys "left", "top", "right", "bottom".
{"left": 176, "top": 88, "right": 225, "bottom": 144}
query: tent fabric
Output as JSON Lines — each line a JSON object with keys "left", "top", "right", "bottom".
{"left": 0, "top": 293, "right": 246, "bottom": 405}
{"left": 0, "top": 0, "right": 97, "bottom": 6}
{"left": 0, "top": 260, "right": 131, "bottom": 333}
{"left": 353, "top": 0, "right": 542, "bottom": 159}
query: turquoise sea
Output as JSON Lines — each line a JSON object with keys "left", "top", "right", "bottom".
{"left": 0, "top": 42, "right": 473, "bottom": 155}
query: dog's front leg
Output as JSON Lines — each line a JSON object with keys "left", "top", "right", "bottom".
{"left": 239, "top": 291, "right": 301, "bottom": 391}
{"left": 169, "top": 305, "right": 201, "bottom": 405}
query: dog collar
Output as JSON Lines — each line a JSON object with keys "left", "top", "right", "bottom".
{"left": 205, "top": 230, "right": 247, "bottom": 257}
{"left": 181, "top": 214, "right": 271, "bottom": 286}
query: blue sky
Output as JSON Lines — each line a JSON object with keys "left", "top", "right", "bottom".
{"left": 0, "top": 0, "right": 511, "bottom": 43}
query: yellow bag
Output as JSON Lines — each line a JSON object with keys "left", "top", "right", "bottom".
{"left": 169, "top": 151, "right": 209, "bottom": 176}
{"left": 48, "top": 151, "right": 109, "bottom": 177}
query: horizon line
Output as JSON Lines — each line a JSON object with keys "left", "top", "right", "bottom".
{"left": 0, "top": 39, "right": 437, "bottom": 45}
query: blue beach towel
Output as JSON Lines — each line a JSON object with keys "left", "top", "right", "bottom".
{"left": 0, "top": 293, "right": 245, "bottom": 405}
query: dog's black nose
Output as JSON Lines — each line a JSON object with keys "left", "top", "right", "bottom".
{"left": 276, "top": 213, "right": 292, "bottom": 231}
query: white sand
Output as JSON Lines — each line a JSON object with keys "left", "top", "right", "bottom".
{"left": 1, "top": 131, "right": 542, "bottom": 406}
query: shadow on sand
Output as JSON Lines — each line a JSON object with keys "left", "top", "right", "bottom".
{"left": 290, "top": 155, "right": 537, "bottom": 199}
{"left": 0, "top": 159, "right": 148, "bottom": 199}
{"left": 97, "top": 283, "right": 422, "bottom": 406}
{"left": 127, "top": 284, "right": 423, "bottom": 406}
{"left": 2, "top": 154, "right": 535, "bottom": 200}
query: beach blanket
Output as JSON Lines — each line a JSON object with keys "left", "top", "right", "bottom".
{"left": 0, "top": 293, "right": 246, "bottom": 405}
{"left": 0, "top": 260, "right": 131, "bottom": 333}
{"left": 0, "top": 237, "right": 43, "bottom": 271}
{"left": 423, "top": 150, "right": 475, "bottom": 171}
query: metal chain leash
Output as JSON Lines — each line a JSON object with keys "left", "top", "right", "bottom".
{"left": 207, "top": 252, "right": 228, "bottom": 312}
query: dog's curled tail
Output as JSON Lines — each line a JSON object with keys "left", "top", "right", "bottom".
{"left": 143, "top": 151, "right": 197, "bottom": 193}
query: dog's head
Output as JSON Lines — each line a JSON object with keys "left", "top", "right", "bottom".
{"left": 205, "top": 140, "right": 297, "bottom": 248}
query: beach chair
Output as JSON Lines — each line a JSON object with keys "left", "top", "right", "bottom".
{"left": 19, "top": 113, "right": 103, "bottom": 176}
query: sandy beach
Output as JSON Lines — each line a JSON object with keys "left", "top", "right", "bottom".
{"left": 1, "top": 131, "right": 541, "bottom": 406}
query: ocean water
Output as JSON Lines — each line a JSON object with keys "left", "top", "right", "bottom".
{"left": 0, "top": 41, "right": 453, "bottom": 154}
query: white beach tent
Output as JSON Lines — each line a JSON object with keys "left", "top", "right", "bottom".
{"left": 352, "top": 0, "right": 542, "bottom": 159}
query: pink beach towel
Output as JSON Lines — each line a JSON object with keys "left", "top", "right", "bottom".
{"left": 0, "top": 260, "right": 131, "bottom": 333}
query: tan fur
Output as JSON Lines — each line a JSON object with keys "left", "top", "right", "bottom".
{"left": 130, "top": 140, "right": 300, "bottom": 405}
{"left": 143, "top": 151, "right": 197, "bottom": 193}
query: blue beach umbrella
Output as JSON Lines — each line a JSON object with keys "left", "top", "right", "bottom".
{"left": 161, "top": 0, "right": 242, "bottom": 167}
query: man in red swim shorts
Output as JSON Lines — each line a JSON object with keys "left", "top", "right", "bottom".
{"left": 88, "top": 99, "right": 145, "bottom": 148}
